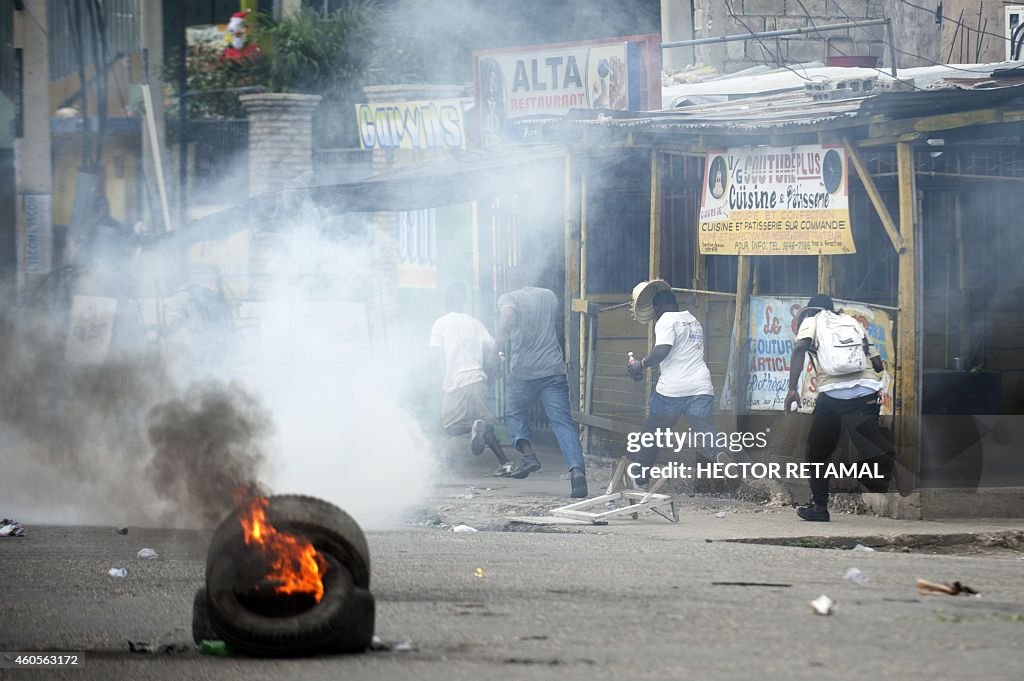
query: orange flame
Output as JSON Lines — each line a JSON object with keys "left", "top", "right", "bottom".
{"left": 237, "top": 493, "right": 327, "bottom": 602}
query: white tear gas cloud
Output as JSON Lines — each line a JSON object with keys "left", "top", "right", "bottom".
{"left": 0, "top": 194, "right": 437, "bottom": 530}
{"left": 384, "top": 0, "right": 661, "bottom": 84}
{"left": 0, "top": 296, "right": 267, "bottom": 527}
{"left": 239, "top": 206, "right": 437, "bottom": 530}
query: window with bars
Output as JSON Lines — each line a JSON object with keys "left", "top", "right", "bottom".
{"left": 48, "top": 0, "right": 139, "bottom": 83}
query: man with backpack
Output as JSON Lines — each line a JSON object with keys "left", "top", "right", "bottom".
{"left": 784, "top": 294, "right": 894, "bottom": 522}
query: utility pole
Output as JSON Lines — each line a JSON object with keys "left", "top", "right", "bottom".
{"left": 177, "top": 0, "right": 188, "bottom": 227}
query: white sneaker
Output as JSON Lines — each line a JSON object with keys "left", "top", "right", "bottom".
{"left": 470, "top": 420, "right": 486, "bottom": 456}
{"left": 494, "top": 463, "right": 514, "bottom": 477}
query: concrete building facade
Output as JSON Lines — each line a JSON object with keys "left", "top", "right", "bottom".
{"left": 685, "top": 0, "right": 943, "bottom": 74}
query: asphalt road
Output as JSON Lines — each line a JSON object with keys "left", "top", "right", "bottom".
{"left": 2, "top": 521, "right": 1024, "bottom": 681}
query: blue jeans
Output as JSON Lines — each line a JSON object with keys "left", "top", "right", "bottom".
{"left": 505, "top": 374, "right": 585, "bottom": 472}
{"left": 634, "top": 392, "right": 726, "bottom": 466}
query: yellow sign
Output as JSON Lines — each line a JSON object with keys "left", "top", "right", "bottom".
{"left": 356, "top": 99, "right": 469, "bottom": 150}
{"left": 698, "top": 145, "right": 855, "bottom": 256}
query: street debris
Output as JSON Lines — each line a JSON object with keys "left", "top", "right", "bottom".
{"left": 916, "top": 578, "right": 979, "bottom": 596}
{"left": 369, "top": 636, "right": 414, "bottom": 653}
{"left": 116, "top": 527, "right": 129, "bottom": 535}
{"left": 452, "top": 525, "right": 478, "bottom": 533}
{"left": 128, "top": 640, "right": 190, "bottom": 654}
{"left": 714, "top": 511, "right": 727, "bottom": 518}
{"left": 197, "top": 640, "right": 233, "bottom": 657}
{"left": 810, "top": 594, "right": 835, "bottom": 616}
{"left": 475, "top": 567, "right": 485, "bottom": 578}
{"left": 852, "top": 544, "right": 875, "bottom": 552}
{"left": 137, "top": 548, "right": 159, "bottom": 560}
{"left": 844, "top": 567, "right": 870, "bottom": 585}
{"left": 0, "top": 519, "right": 25, "bottom": 537}
{"left": 108, "top": 567, "right": 127, "bottom": 578}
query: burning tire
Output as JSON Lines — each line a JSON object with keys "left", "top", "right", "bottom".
{"left": 191, "top": 588, "right": 217, "bottom": 645}
{"left": 206, "top": 494, "right": 370, "bottom": 588}
{"left": 204, "top": 494, "right": 375, "bottom": 657}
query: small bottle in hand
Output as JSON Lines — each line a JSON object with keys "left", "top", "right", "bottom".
{"left": 627, "top": 352, "right": 644, "bottom": 382}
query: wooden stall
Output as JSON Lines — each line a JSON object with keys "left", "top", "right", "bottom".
{"left": 547, "top": 74, "right": 1024, "bottom": 504}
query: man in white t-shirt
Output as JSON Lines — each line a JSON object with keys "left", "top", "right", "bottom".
{"left": 784, "top": 293, "right": 894, "bottom": 522}
{"left": 429, "top": 284, "right": 511, "bottom": 475}
{"left": 627, "top": 289, "right": 729, "bottom": 486}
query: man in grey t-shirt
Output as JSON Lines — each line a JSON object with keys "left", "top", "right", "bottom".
{"left": 488, "top": 286, "right": 587, "bottom": 498}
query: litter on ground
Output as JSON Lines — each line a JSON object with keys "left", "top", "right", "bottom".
{"left": 810, "top": 594, "right": 835, "bottom": 615}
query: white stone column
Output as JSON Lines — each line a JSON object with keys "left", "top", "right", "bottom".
{"left": 13, "top": 0, "right": 53, "bottom": 286}
{"left": 239, "top": 93, "right": 321, "bottom": 198}
{"left": 661, "top": 0, "right": 695, "bottom": 72}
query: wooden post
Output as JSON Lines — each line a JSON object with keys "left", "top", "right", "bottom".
{"left": 650, "top": 149, "right": 662, "bottom": 281}
{"left": 730, "top": 256, "right": 753, "bottom": 419}
{"left": 694, "top": 252, "right": 707, "bottom": 290}
{"left": 563, "top": 152, "right": 581, "bottom": 407}
{"left": 579, "top": 174, "right": 589, "bottom": 413}
{"left": 896, "top": 142, "right": 920, "bottom": 489}
{"left": 844, "top": 138, "right": 905, "bottom": 254}
{"left": 955, "top": 194, "right": 969, "bottom": 362}
{"left": 645, "top": 149, "right": 663, "bottom": 403}
{"left": 583, "top": 312, "right": 598, "bottom": 456}
{"left": 817, "top": 255, "right": 833, "bottom": 295}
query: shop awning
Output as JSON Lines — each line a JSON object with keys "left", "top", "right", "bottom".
{"left": 151, "top": 144, "right": 569, "bottom": 249}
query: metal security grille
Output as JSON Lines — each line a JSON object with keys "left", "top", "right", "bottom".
{"left": 187, "top": 118, "right": 249, "bottom": 204}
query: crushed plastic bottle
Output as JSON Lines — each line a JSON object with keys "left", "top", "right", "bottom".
{"left": 198, "top": 640, "right": 232, "bottom": 656}
{"left": 108, "top": 567, "right": 127, "bottom": 578}
{"left": 844, "top": 567, "right": 869, "bottom": 585}
{"left": 810, "top": 594, "right": 835, "bottom": 615}
{"left": 137, "top": 548, "right": 158, "bottom": 560}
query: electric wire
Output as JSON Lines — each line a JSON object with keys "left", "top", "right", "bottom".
{"left": 898, "top": 0, "right": 1014, "bottom": 46}
{"left": 722, "top": 0, "right": 816, "bottom": 82}
{"left": 822, "top": 0, "right": 1007, "bottom": 75}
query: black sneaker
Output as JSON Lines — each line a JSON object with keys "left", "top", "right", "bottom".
{"left": 509, "top": 455, "right": 541, "bottom": 479}
{"left": 570, "top": 468, "right": 588, "bottom": 498}
{"left": 796, "top": 505, "right": 830, "bottom": 522}
{"left": 469, "top": 420, "right": 486, "bottom": 457}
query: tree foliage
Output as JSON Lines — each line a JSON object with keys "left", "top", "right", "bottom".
{"left": 164, "top": 2, "right": 422, "bottom": 145}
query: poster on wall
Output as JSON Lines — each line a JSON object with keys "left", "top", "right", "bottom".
{"left": 698, "top": 145, "right": 855, "bottom": 256}
{"left": 65, "top": 295, "right": 118, "bottom": 365}
{"left": 356, "top": 99, "right": 471, "bottom": 151}
{"left": 473, "top": 34, "right": 661, "bottom": 145}
{"left": 17, "top": 193, "right": 53, "bottom": 278}
{"left": 397, "top": 208, "right": 437, "bottom": 288}
{"left": 719, "top": 296, "right": 894, "bottom": 415}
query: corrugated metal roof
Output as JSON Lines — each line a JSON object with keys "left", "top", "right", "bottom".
{"left": 538, "top": 66, "right": 1024, "bottom": 137}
